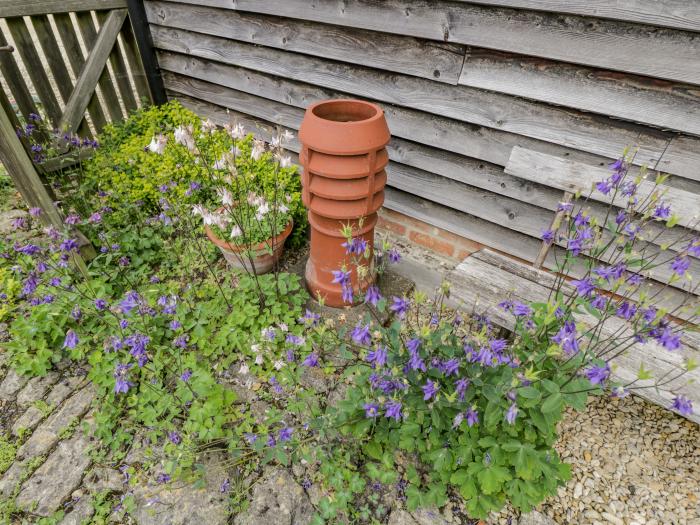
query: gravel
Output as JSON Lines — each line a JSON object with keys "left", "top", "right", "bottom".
{"left": 490, "top": 394, "right": 700, "bottom": 525}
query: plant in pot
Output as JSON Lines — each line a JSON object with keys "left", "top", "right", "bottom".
{"left": 163, "top": 122, "right": 299, "bottom": 276}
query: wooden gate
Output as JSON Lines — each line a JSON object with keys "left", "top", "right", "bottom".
{"left": 0, "top": 0, "right": 164, "bottom": 139}
{"left": 0, "top": 0, "right": 164, "bottom": 235}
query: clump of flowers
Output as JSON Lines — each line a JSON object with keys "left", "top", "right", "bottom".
{"left": 297, "top": 150, "right": 697, "bottom": 519}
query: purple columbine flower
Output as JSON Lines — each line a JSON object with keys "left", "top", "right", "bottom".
{"left": 590, "top": 295, "right": 608, "bottom": 310}
{"left": 595, "top": 179, "right": 612, "bottom": 195}
{"left": 244, "top": 433, "right": 257, "bottom": 445}
{"left": 364, "top": 285, "right": 382, "bottom": 306}
{"left": 671, "top": 256, "right": 690, "bottom": 277}
{"left": 278, "top": 427, "right": 293, "bottom": 442}
{"left": 63, "top": 329, "right": 79, "bottom": 349}
{"left": 442, "top": 358, "right": 460, "bottom": 377}
{"left": 455, "top": 378, "right": 469, "bottom": 401}
{"left": 220, "top": 478, "right": 230, "bottom": 493}
{"left": 585, "top": 363, "right": 611, "bottom": 386}
{"left": 461, "top": 408, "right": 477, "bottom": 428}
{"left": 552, "top": 321, "right": 579, "bottom": 356}
{"left": 302, "top": 352, "right": 319, "bottom": 367}
{"left": 342, "top": 237, "right": 368, "bottom": 256}
{"left": 168, "top": 431, "right": 181, "bottom": 445}
{"left": 180, "top": 369, "right": 192, "bottom": 382}
{"left": 49, "top": 277, "right": 61, "bottom": 287}
{"left": 653, "top": 203, "right": 671, "bottom": 220}
{"left": 388, "top": 248, "right": 401, "bottom": 263}
{"left": 170, "top": 320, "right": 181, "bottom": 330}
{"left": 384, "top": 400, "right": 402, "bottom": 421}
{"left": 367, "top": 346, "right": 388, "bottom": 368}
{"left": 29, "top": 207, "right": 42, "bottom": 217}
{"left": 616, "top": 301, "right": 637, "bottom": 320}
{"left": 301, "top": 478, "right": 312, "bottom": 490}
{"left": 406, "top": 339, "right": 426, "bottom": 372}
{"left": 389, "top": 296, "right": 409, "bottom": 318}
{"left": 572, "top": 277, "right": 595, "bottom": 298}
{"left": 656, "top": 326, "right": 681, "bottom": 351}
{"left": 60, "top": 238, "right": 80, "bottom": 253}
{"left": 351, "top": 322, "right": 371, "bottom": 346}
{"left": 541, "top": 229, "right": 555, "bottom": 244}
{"left": 266, "top": 434, "right": 276, "bottom": 447}
{"left": 671, "top": 395, "right": 693, "bottom": 416}
{"left": 119, "top": 291, "right": 140, "bottom": 314}
{"left": 422, "top": 380, "right": 439, "bottom": 401}
{"left": 512, "top": 302, "right": 532, "bottom": 317}
{"left": 363, "top": 403, "right": 380, "bottom": 418}
{"left": 505, "top": 403, "right": 518, "bottom": 424}
{"left": 687, "top": 239, "right": 700, "bottom": 258}
{"left": 64, "top": 213, "right": 81, "bottom": 225}
{"left": 286, "top": 333, "right": 305, "bottom": 346}
{"left": 299, "top": 309, "right": 320, "bottom": 326}
{"left": 331, "top": 269, "right": 351, "bottom": 285}
{"left": 71, "top": 306, "right": 82, "bottom": 321}
{"left": 113, "top": 363, "right": 133, "bottom": 394}
{"left": 94, "top": 298, "right": 108, "bottom": 311}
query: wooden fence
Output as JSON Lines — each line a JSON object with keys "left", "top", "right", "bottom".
{"left": 144, "top": 0, "right": 700, "bottom": 316}
{"left": 0, "top": 0, "right": 163, "bottom": 239}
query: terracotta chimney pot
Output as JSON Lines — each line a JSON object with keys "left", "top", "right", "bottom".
{"left": 299, "top": 99, "right": 390, "bottom": 307}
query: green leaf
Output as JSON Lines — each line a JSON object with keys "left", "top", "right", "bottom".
{"left": 363, "top": 441, "right": 383, "bottom": 461}
{"left": 541, "top": 392, "right": 563, "bottom": 413}
{"left": 477, "top": 465, "right": 512, "bottom": 494}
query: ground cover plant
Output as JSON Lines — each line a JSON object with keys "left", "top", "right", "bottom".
{"left": 1, "top": 104, "right": 697, "bottom": 523}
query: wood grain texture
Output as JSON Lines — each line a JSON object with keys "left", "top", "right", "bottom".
{"left": 169, "top": 90, "right": 696, "bottom": 317}
{"left": 170, "top": 0, "right": 700, "bottom": 85}
{"left": 62, "top": 10, "right": 127, "bottom": 132}
{"left": 454, "top": 0, "right": 700, "bottom": 32}
{"left": 119, "top": 19, "right": 151, "bottom": 103}
{"left": 145, "top": 1, "right": 465, "bottom": 84}
{"left": 151, "top": 31, "right": 700, "bottom": 182}
{"left": 0, "top": 28, "right": 37, "bottom": 122}
{"left": 163, "top": 73, "right": 698, "bottom": 289}
{"left": 96, "top": 11, "right": 137, "bottom": 113}
{"left": 450, "top": 249, "right": 700, "bottom": 423}
{"left": 53, "top": 13, "right": 108, "bottom": 132}
{"left": 506, "top": 147, "right": 700, "bottom": 232}
{"left": 5, "top": 17, "right": 63, "bottom": 125}
{"left": 0, "top": 0, "right": 127, "bottom": 17}
{"left": 75, "top": 11, "right": 123, "bottom": 123}
{"left": 459, "top": 49, "right": 700, "bottom": 137}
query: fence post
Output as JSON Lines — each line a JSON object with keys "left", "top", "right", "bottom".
{"left": 126, "top": 0, "right": 167, "bottom": 105}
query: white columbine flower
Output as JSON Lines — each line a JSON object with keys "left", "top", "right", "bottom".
{"left": 239, "top": 362, "right": 249, "bottom": 375}
{"left": 277, "top": 155, "right": 292, "bottom": 169}
{"left": 251, "top": 139, "right": 265, "bottom": 160}
{"left": 273, "top": 360, "right": 285, "bottom": 370}
{"left": 191, "top": 204, "right": 205, "bottom": 217}
{"left": 282, "top": 130, "right": 294, "bottom": 142}
{"left": 279, "top": 204, "right": 289, "bottom": 214}
{"left": 228, "top": 122, "right": 245, "bottom": 140}
{"left": 213, "top": 157, "right": 227, "bottom": 170}
{"left": 147, "top": 134, "right": 167, "bottom": 154}
{"left": 278, "top": 322, "right": 288, "bottom": 332}
{"left": 257, "top": 202, "right": 270, "bottom": 217}
{"left": 255, "top": 354, "right": 264, "bottom": 365}
{"left": 174, "top": 125, "right": 196, "bottom": 151}
{"left": 251, "top": 343, "right": 260, "bottom": 353}
{"left": 230, "top": 225, "right": 242, "bottom": 238}
{"left": 218, "top": 188, "right": 233, "bottom": 206}
{"left": 202, "top": 119, "right": 217, "bottom": 134}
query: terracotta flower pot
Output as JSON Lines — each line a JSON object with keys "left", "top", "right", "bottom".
{"left": 205, "top": 219, "right": 293, "bottom": 275}
{"left": 299, "top": 99, "right": 390, "bottom": 307}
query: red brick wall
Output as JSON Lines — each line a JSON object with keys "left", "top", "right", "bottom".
{"left": 377, "top": 208, "right": 483, "bottom": 260}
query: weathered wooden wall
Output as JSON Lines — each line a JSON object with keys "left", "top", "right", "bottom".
{"left": 144, "top": 0, "right": 700, "bottom": 303}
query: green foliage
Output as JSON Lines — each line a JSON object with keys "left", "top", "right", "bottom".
{"left": 0, "top": 434, "right": 17, "bottom": 475}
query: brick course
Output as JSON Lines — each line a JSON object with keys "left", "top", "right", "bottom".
{"left": 377, "top": 208, "right": 483, "bottom": 261}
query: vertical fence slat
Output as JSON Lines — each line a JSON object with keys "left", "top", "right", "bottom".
{"left": 5, "top": 17, "right": 63, "bottom": 126}
{"left": 126, "top": 0, "right": 166, "bottom": 105}
{"left": 30, "top": 15, "right": 91, "bottom": 138}
{"left": 53, "top": 13, "right": 108, "bottom": 133}
{"left": 0, "top": 25, "right": 39, "bottom": 122}
{"left": 96, "top": 10, "right": 136, "bottom": 113}
{"left": 119, "top": 19, "right": 150, "bottom": 104}
{"left": 75, "top": 11, "right": 123, "bottom": 123}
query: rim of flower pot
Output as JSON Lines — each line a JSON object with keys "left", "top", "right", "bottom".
{"left": 205, "top": 217, "right": 294, "bottom": 254}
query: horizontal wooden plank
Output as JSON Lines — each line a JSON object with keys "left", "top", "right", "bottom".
{"left": 383, "top": 187, "right": 694, "bottom": 318}
{"left": 144, "top": 1, "right": 464, "bottom": 84}
{"left": 169, "top": 0, "right": 700, "bottom": 85}
{"left": 152, "top": 30, "right": 700, "bottom": 182}
{"left": 459, "top": 49, "right": 700, "bottom": 137}
{"left": 164, "top": 73, "right": 699, "bottom": 289}
{"left": 451, "top": 250, "right": 700, "bottom": 423}
{"left": 505, "top": 147, "right": 700, "bottom": 232}
{"left": 171, "top": 89, "right": 696, "bottom": 318}
{"left": 458, "top": 0, "right": 700, "bottom": 33}
{"left": 0, "top": 0, "right": 126, "bottom": 17}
